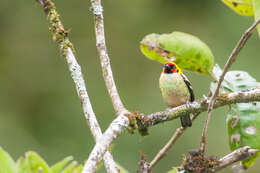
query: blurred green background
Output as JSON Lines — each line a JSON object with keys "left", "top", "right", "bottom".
{"left": 0, "top": 0, "right": 260, "bottom": 172}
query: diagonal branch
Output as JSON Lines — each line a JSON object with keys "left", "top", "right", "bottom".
{"left": 200, "top": 18, "right": 260, "bottom": 153}
{"left": 36, "top": 0, "right": 118, "bottom": 172}
{"left": 215, "top": 146, "right": 258, "bottom": 171}
{"left": 149, "top": 113, "right": 199, "bottom": 169}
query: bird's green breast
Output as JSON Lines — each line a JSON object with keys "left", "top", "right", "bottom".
{"left": 159, "top": 72, "right": 190, "bottom": 107}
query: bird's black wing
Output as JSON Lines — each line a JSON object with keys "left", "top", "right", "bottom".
{"left": 181, "top": 74, "right": 195, "bottom": 102}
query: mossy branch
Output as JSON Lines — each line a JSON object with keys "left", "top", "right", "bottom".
{"left": 36, "top": 0, "right": 119, "bottom": 172}
{"left": 36, "top": 0, "right": 74, "bottom": 56}
{"left": 132, "top": 87, "right": 260, "bottom": 132}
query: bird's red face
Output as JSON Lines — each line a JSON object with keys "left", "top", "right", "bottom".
{"left": 163, "top": 62, "right": 179, "bottom": 73}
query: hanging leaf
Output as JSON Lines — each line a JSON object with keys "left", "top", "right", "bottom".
{"left": 140, "top": 32, "right": 214, "bottom": 75}
{"left": 51, "top": 156, "right": 73, "bottom": 173}
{"left": 26, "top": 151, "right": 51, "bottom": 173}
{"left": 221, "top": 0, "right": 254, "bottom": 16}
{"left": 211, "top": 65, "right": 260, "bottom": 169}
{"left": 252, "top": 0, "right": 260, "bottom": 37}
{"left": 0, "top": 147, "right": 17, "bottom": 173}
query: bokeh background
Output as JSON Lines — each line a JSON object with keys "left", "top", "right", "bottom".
{"left": 0, "top": 0, "right": 260, "bottom": 172}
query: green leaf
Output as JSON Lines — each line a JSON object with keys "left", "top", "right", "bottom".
{"left": 17, "top": 157, "right": 33, "bottom": 173}
{"left": 221, "top": 0, "right": 254, "bottom": 16}
{"left": 60, "top": 162, "right": 78, "bottom": 173}
{"left": 26, "top": 151, "right": 51, "bottom": 173}
{"left": 72, "top": 165, "right": 83, "bottom": 173}
{"left": 252, "top": 0, "right": 260, "bottom": 37}
{"left": 212, "top": 65, "right": 260, "bottom": 168}
{"left": 0, "top": 146, "right": 17, "bottom": 173}
{"left": 167, "top": 167, "right": 178, "bottom": 173}
{"left": 51, "top": 156, "right": 73, "bottom": 173}
{"left": 167, "top": 167, "right": 187, "bottom": 173}
{"left": 140, "top": 32, "right": 214, "bottom": 75}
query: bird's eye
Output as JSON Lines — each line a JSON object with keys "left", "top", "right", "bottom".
{"left": 171, "top": 65, "right": 176, "bottom": 69}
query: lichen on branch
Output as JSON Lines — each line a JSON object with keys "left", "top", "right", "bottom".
{"left": 37, "top": 0, "right": 74, "bottom": 57}
{"left": 132, "top": 87, "right": 260, "bottom": 133}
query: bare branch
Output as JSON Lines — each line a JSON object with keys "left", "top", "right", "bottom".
{"left": 149, "top": 112, "right": 201, "bottom": 169}
{"left": 81, "top": 0, "right": 133, "bottom": 172}
{"left": 215, "top": 146, "right": 258, "bottom": 171}
{"left": 141, "top": 87, "right": 260, "bottom": 127}
{"left": 149, "top": 127, "right": 185, "bottom": 169}
{"left": 232, "top": 165, "right": 246, "bottom": 173}
{"left": 200, "top": 18, "right": 260, "bottom": 153}
{"left": 137, "top": 153, "right": 150, "bottom": 173}
{"left": 82, "top": 113, "right": 129, "bottom": 173}
{"left": 36, "top": 0, "right": 118, "bottom": 172}
{"left": 89, "top": 0, "right": 126, "bottom": 115}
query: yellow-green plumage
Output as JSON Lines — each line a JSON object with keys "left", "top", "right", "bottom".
{"left": 159, "top": 64, "right": 193, "bottom": 128}
{"left": 159, "top": 72, "right": 191, "bottom": 107}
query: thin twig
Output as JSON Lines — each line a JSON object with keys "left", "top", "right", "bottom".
{"left": 215, "top": 146, "right": 258, "bottom": 171}
{"left": 89, "top": 0, "right": 126, "bottom": 115}
{"left": 149, "top": 126, "right": 186, "bottom": 169}
{"left": 149, "top": 113, "right": 199, "bottom": 169}
{"left": 36, "top": 0, "right": 118, "bottom": 172}
{"left": 200, "top": 18, "right": 260, "bottom": 153}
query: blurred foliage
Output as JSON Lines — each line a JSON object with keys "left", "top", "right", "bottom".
{"left": 0, "top": 0, "right": 260, "bottom": 173}
{"left": 221, "top": 0, "right": 254, "bottom": 16}
{"left": 0, "top": 146, "right": 83, "bottom": 173}
{"left": 221, "top": 0, "right": 260, "bottom": 36}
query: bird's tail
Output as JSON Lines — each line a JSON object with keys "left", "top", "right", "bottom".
{"left": 180, "top": 114, "right": 192, "bottom": 127}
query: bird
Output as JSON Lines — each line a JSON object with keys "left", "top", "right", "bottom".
{"left": 159, "top": 62, "right": 194, "bottom": 127}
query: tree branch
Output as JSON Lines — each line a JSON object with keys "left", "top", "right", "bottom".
{"left": 141, "top": 87, "right": 260, "bottom": 127}
{"left": 149, "top": 113, "right": 200, "bottom": 169}
{"left": 137, "top": 153, "right": 150, "bottom": 173}
{"left": 81, "top": 0, "right": 132, "bottom": 172}
{"left": 83, "top": 87, "right": 260, "bottom": 172}
{"left": 148, "top": 88, "right": 260, "bottom": 169}
{"left": 215, "top": 146, "right": 258, "bottom": 171}
{"left": 200, "top": 18, "right": 260, "bottom": 153}
{"left": 36, "top": 0, "right": 118, "bottom": 172}
{"left": 82, "top": 112, "right": 129, "bottom": 173}
{"left": 89, "top": 0, "right": 126, "bottom": 115}
{"left": 232, "top": 165, "right": 246, "bottom": 173}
